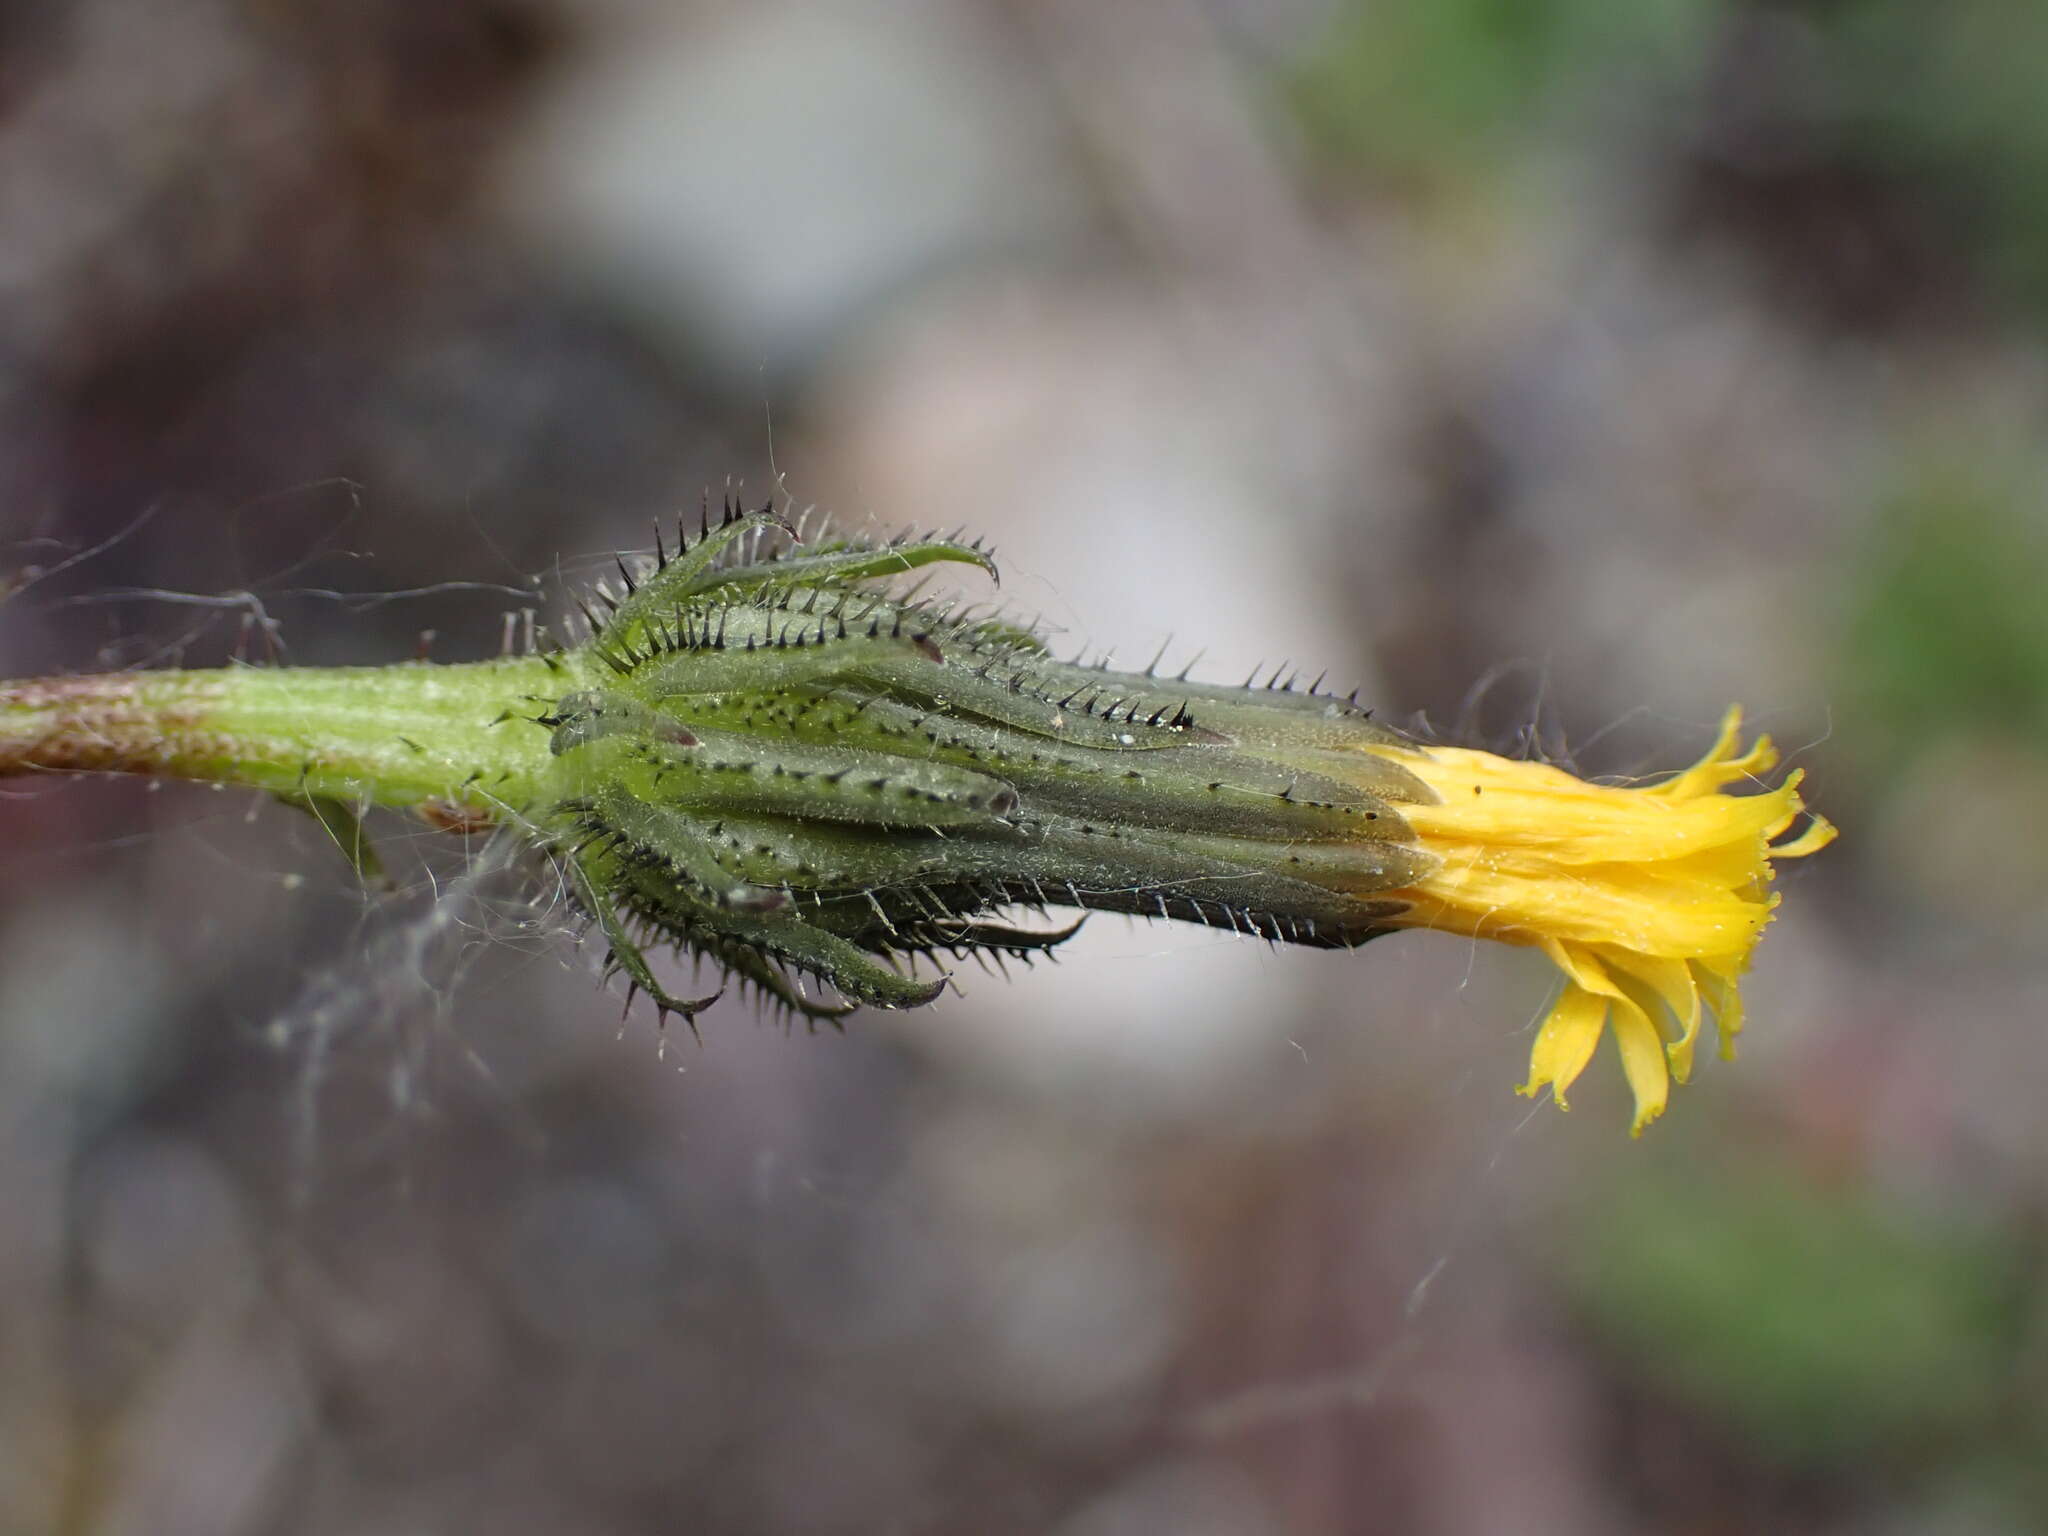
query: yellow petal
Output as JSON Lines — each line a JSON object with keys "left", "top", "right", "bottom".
{"left": 1640, "top": 708, "right": 1789, "bottom": 804}
{"left": 1610, "top": 994, "right": 1671, "bottom": 1135}
{"left": 1604, "top": 950, "right": 1704, "bottom": 1081}
{"left": 1774, "top": 814, "right": 1839, "bottom": 858}
{"left": 1541, "top": 937, "right": 1624, "bottom": 1004}
{"left": 1549, "top": 940, "right": 1670, "bottom": 1130}
{"left": 1521, "top": 983, "right": 1609, "bottom": 1110}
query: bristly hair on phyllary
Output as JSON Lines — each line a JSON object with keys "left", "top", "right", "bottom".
{"left": 531, "top": 493, "right": 1437, "bottom": 1031}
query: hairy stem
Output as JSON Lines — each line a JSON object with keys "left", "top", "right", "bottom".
{"left": 0, "top": 658, "right": 568, "bottom": 815}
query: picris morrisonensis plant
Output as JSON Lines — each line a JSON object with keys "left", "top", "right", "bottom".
{"left": 0, "top": 502, "right": 1834, "bottom": 1132}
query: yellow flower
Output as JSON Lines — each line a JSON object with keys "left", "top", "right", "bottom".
{"left": 1360, "top": 709, "right": 1836, "bottom": 1133}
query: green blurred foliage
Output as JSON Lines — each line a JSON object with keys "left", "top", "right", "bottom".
{"left": 1287, "top": 0, "right": 2048, "bottom": 317}
{"left": 1566, "top": 1158, "right": 2029, "bottom": 1472}
{"left": 1829, "top": 0, "right": 2048, "bottom": 312}
{"left": 1284, "top": 0, "right": 1720, "bottom": 183}
{"left": 1842, "top": 462, "right": 2048, "bottom": 763}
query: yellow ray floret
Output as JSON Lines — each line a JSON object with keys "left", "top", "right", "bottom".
{"left": 1361, "top": 708, "right": 1836, "bottom": 1133}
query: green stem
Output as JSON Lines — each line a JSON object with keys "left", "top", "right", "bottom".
{"left": 0, "top": 657, "right": 573, "bottom": 816}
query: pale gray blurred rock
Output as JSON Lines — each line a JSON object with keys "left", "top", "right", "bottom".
{"left": 504, "top": 0, "right": 1082, "bottom": 382}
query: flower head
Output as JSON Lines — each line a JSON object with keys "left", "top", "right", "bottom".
{"left": 0, "top": 500, "right": 1836, "bottom": 1135}
{"left": 1358, "top": 709, "right": 1836, "bottom": 1133}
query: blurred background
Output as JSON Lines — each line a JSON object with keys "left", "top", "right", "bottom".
{"left": 2, "top": 1, "right": 2046, "bottom": 1531}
